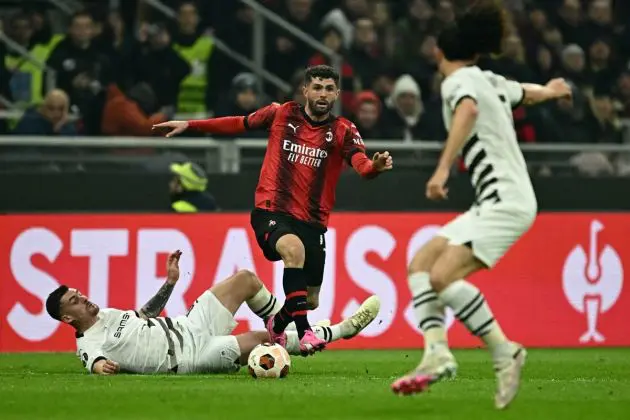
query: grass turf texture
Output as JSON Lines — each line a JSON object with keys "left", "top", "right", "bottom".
{"left": 1, "top": 349, "right": 629, "bottom": 419}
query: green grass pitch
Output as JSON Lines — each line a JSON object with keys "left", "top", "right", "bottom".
{"left": 1, "top": 349, "right": 629, "bottom": 419}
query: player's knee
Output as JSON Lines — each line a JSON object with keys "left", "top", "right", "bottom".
{"left": 408, "top": 238, "right": 447, "bottom": 275}
{"left": 428, "top": 267, "right": 454, "bottom": 292}
{"left": 277, "top": 238, "right": 306, "bottom": 267}
{"left": 234, "top": 269, "right": 262, "bottom": 293}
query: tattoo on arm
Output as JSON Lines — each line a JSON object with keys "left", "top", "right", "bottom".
{"left": 139, "top": 282, "right": 175, "bottom": 319}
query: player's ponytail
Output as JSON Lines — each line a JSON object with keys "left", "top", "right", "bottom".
{"left": 437, "top": 0, "right": 508, "bottom": 61}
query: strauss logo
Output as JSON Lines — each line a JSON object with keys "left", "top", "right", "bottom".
{"left": 562, "top": 220, "right": 623, "bottom": 344}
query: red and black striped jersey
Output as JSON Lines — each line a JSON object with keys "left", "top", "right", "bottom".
{"left": 245, "top": 102, "right": 369, "bottom": 228}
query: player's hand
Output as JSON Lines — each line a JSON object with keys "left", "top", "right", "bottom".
{"left": 102, "top": 359, "right": 120, "bottom": 375}
{"left": 152, "top": 120, "right": 189, "bottom": 138}
{"left": 426, "top": 167, "right": 450, "bottom": 201}
{"left": 166, "top": 250, "right": 182, "bottom": 284}
{"left": 546, "top": 78, "right": 572, "bottom": 99}
{"left": 372, "top": 151, "right": 393, "bottom": 172}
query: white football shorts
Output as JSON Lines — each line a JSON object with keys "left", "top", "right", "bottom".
{"left": 177, "top": 291, "right": 241, "bottom": 374}
{"left": 437, "top": 204, "right": 536, "bottom": 268}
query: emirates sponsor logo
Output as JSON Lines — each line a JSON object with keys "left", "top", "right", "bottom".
{"left": 283, "top": 140, "right": 328, "bottom": 168}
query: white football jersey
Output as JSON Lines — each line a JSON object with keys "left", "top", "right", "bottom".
{"left": 76, "top": 308, "right": 185, "bottom": 374}
{"left": 441, "top": 66, "right": 536, "bottom": 211}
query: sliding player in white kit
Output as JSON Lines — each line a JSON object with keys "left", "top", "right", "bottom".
{"left": 45, "top": 250, "right": 380, "bottom": 375}
{"left": 391, "top": 0, "right": 571, "bottom": 409}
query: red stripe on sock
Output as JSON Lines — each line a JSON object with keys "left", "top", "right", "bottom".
{"left": 285, "top": 291, "right": 307, "bottom": 300}
{"left": 290, "top": 310, "right": 308, "bottom": 317}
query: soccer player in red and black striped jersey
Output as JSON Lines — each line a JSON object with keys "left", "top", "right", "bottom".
{"left": 154, "top": 65, "right": 392, "bottom": 355}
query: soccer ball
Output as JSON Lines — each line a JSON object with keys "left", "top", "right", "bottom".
{"left": 248, "top": 343, "right": 291, "bottom": 379}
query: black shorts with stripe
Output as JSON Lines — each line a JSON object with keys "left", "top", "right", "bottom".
{"left": 250, "top": 208, "right": 326, "bottom": 287}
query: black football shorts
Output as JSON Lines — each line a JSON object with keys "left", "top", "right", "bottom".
{"left": 250, "top": 208, "right": 326, "bottom": 287}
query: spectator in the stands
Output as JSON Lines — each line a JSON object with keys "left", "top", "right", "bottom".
{"left": 267, "top": 0, "right": 321, "bottom": 82}
{"left": 129, "top": 22, "right": 190, "bottom": 110}
{"left": 586, "top": 38, "right": 617, "bottom": 93}
{"left": 434, "top": 0, "right": 456, "bottom": 32}
{"left": 394, "top": 0, "right": 437, "bottom": 60}
{"left": 169, "top": 162, "right": 218, "bottom": 213}
{"left": 90, "top": 9, "right": 137, "bottom": 77}
{"left": 309, "top": 21, "right": 356, "bottom": 114}
{"left": 349, "top": 18, "right": 382, "bottom": 92}
{"left": 101, "top": 82, "right": 168, "bottom": 137}
{"left": 215, "top": 73, "right": 270, "bottom": 138}
{"left": 559, "top": 44, "right": 589, "bottom": 90}
{"left": 381, "top": 74, "right": 441, "bottom": 142}
{"left": 12, "top": 89, "right": 76, "bottom": 136}
{"left": 353, "top": 91, "right": 386, "bottom": 139}
{"left": 339, "top": 0, "right": 371, "bottom": 21}
{"left": 555, "top": 0, "right": 587, "bottom": 47}
{"left": 615, "top": 71, "right": 630, "bottom": 117}
{"left": 542, "top": 26, "right": 565, "bottom": 55}
{"left": 4, "top": 12, "right": 40, "bottom": 106}
{"left": 286, "top": 69, "right": 306, "bottom": 105}
{"left": 584, "top": 0, "right": 616, "bottom": 44}
{"left": 371, "top": 1, "right": 396, "bottom": 59}
{"left": 171, "top": 1, "right": 216, "bottom": 114}
{"left": 543, "top": 84, "right": 594, "bottom": 144}
{"left": 404, "top": 35, "right": 438, "bottom": 101}
{"left": 588, "top": 89, "right": 623, "bottom": 144}
{"left": 46, "top": 11, "right": 111, "bottom": 135}
{"left": 532, "top": 45, "right": 558, "bottom": 83}
{"left": 480, "top": 34, "right": 535, "bottom": 82}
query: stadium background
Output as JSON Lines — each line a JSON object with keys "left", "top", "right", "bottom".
{"left": 1, "top": 0, "right": 629, "bottom": 354}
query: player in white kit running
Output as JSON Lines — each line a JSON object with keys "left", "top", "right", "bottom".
{"left": 391, "top": 1, "right": 571, "bottom": 409}
{"left": 45, "top": 250, "right": 380, "bottom": 375}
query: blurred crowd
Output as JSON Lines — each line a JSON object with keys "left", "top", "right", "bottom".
{"left": 1, "top": 0, "right": 629, "bottom": 156}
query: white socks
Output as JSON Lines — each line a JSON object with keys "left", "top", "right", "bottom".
{"left": 409, "top": 272, "right": 447, "bottom": 353}
{"left": 246, "top": 285, "right": 282, "bottom": 320}
{"left": 438, "top": 280, "right": 514, "bottom": 360}
{"left": 285, "top": 324, "right": 343, "bottom": 354}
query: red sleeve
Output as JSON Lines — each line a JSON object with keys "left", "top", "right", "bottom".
{"left": 343, "top": 123, "right": 378, "bottom": 178}
{"left": 188, "top": 116, "right": 246, "bottom": 134}
{"left": 186, "top": 103, "right": 279, "bottom": 134}
{"left": 244, "top": 103, "right": 280, "bottom": 131}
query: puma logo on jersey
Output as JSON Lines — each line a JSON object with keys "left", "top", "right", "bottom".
{"left": 288, "top": 123, "right": 300, "bottom": 133}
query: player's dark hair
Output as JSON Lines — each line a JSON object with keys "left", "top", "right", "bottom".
{"left": 304, "top": 65, "right": 340, "bottom": 87}
{"left": 46, "top": 285, "right": 69, "bottom": 321}
{"left": 437, "top": 0, "right": 508, "bottom": 61}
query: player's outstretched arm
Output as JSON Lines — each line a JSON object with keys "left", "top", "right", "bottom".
{"left": 152, "top": 102, "right": 280, "bottom": 138}
{"left": 520, "top": 78, "right": 572, "bottom": 106}
{"left": 92, "top": 359, "right": 120, "bottom": 375}
{"left": 138, "top": 250, "right": 181, "bottom": 319}
{"left": 152, "top": 117, "right": 247, "bottom": 138}
{"left": 426, "top": 98, "right": 478, "bottom": 201}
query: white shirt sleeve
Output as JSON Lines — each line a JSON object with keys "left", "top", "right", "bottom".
{"left": 77, "top": 337, "right": 106, "bottom": 373}
{"left": 504, "top": 79, "right": 525, "bottom": 108}
{"left": 483, "top": 70, "right": 524, "bottom": 108}
{"left": 442, "top": 74, "right": 478, "bottom": 111}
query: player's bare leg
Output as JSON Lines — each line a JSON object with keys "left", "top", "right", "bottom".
{"left": 409, "top": 237, "right": 456, "bottom": 356}
{"left": 393, "top": 237, "right": 458, "bottom": 395}
{"left": 267, "top": 234, "right": 325, "bottom": 355}
{"left": 393, "top": 245, "right": 526, "bottom": 409}
{"left": 210, "top": 270, "right": 281, "bottom": 318}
